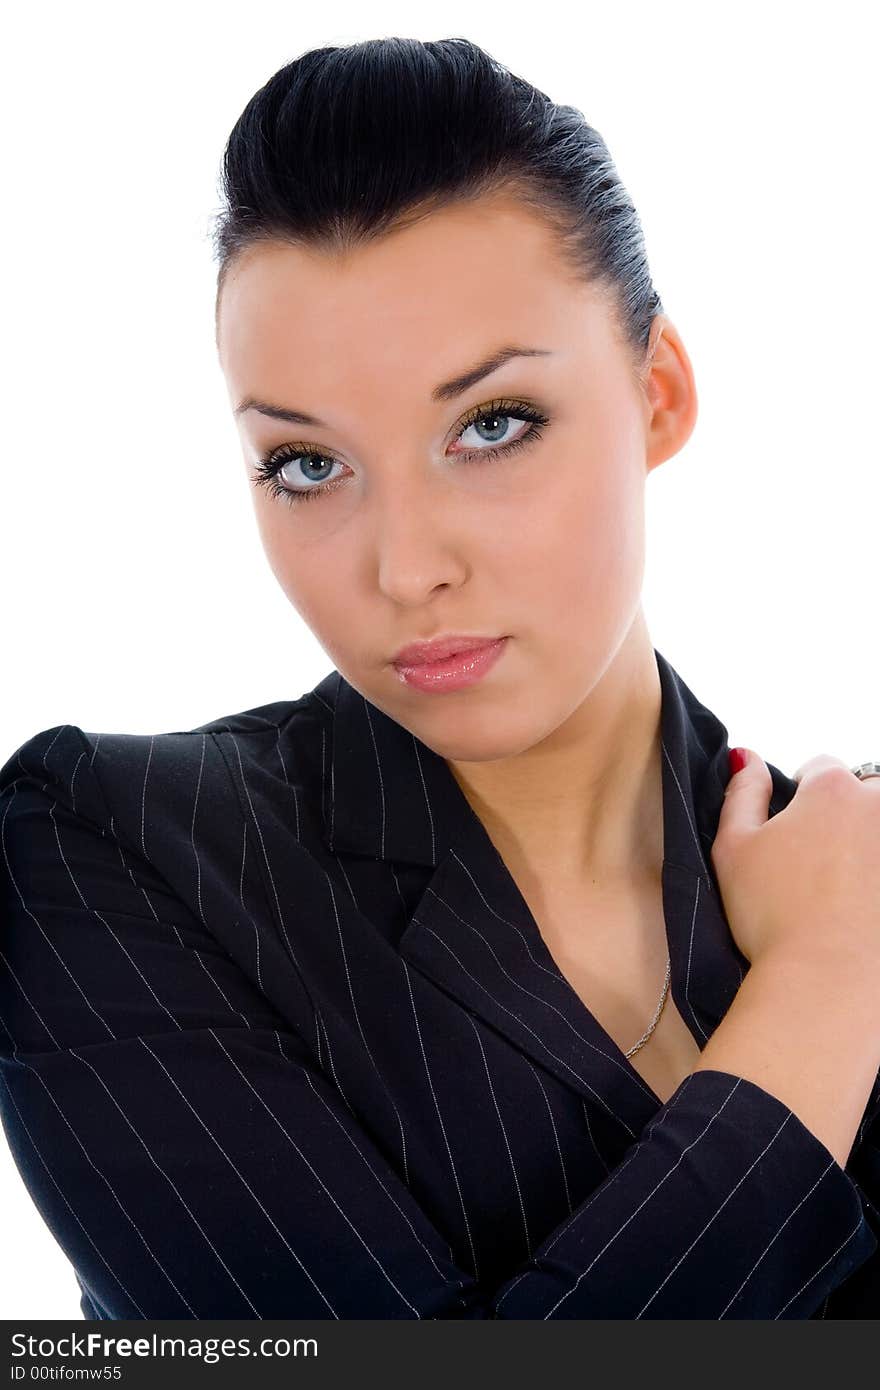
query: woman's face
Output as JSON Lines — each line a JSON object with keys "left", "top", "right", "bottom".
{"left": 216, "top": 193, "right": 694, "bottom": 761}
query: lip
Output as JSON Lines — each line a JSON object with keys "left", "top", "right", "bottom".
{"left": 391, "top": 636, "right": 509, "bottom": 693}
{"left": 390, "top": 633, "right": 506, "bottom": 666}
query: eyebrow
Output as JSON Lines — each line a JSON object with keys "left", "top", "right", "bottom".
{"left": 233, "top": 344, "right": 555, "bottom": 426}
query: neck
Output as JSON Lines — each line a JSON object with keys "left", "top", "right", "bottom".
{"left": 445, "top": 611, "right": 664, "bottom": 895}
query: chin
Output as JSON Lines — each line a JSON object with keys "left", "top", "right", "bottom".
{"left": 401, "top": 704, "right": 552, "bottom": 765}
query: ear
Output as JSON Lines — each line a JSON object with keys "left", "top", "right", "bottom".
{"left": 642, "top": 315, "right": 698, "bottom": 475}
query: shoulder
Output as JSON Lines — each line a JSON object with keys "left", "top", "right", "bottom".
{"left": 0, "top": 682, "right": 336, "bottom": 846}
{"left": 0, "top": 684, "right": 339, "bottom": 950}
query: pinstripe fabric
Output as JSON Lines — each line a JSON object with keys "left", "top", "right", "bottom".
{"left": 1, "top": 648, "right": 878, "bottom": 1319}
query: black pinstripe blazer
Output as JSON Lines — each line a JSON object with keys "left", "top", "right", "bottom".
{"left": 1, "top": 648, "right": 878, "bottom": 1319}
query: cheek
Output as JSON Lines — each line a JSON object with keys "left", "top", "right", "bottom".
{"left": 251, "top": 504, "right": 348, "bottom": 628}
{"left": 253, "top": 505, "right": 298, "bottom": 592}
{"left": 492, "top": 457, "right": 642, "bottom": 596}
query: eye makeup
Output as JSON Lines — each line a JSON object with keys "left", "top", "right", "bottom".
{"left": 250, "top": 396, "right": 551, "bottom": 507}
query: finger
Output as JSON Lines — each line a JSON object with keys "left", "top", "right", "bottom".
{"left": 717, "top": 746, "right": 774, "bottom": 838}
{"left": 791, "top": 753, "right": 853, "bottom": 785}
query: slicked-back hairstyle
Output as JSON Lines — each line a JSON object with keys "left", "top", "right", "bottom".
{"left": 210, "top": 36, "right": 664, "bottom": 371}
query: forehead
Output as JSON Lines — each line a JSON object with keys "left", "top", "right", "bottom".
{"left": 217, "top": 196, "right": 615, "bottom": 397}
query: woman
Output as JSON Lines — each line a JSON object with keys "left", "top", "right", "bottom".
{"left": 1, "top": 36, "right": 879, "bottom": 1320}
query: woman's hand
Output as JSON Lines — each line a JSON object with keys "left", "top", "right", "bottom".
{"left": 711, "top": 749, "right": 880, "bottom": 977}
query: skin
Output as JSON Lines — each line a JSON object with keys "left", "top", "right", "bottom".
{"left": 215, "top": 192, "right": 698, "bottom": 917}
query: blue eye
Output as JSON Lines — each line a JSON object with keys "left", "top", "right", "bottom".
{"left": 250, "top": 397, "right": 550, "bottom": 508}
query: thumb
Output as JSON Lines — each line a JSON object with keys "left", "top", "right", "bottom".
{"left": 717, "top": 746, "right": 774, "bottom": 840}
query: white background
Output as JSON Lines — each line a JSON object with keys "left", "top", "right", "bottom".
{"left": 2, "top": 0, "right": 877, "bottom": 1318}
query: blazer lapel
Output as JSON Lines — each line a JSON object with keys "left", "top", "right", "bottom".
{"left": 317, "top": 649, "right": 798, "bottom": 1137}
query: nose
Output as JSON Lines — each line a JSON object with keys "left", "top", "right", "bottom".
{"left": 372, "top": 475, "right": 469, "bottom": 608}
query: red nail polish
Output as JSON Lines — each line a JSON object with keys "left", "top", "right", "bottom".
{"left": 728, "top": 747, "right": 747, "bottom": 775}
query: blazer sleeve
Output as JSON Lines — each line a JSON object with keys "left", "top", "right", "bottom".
{"left": 0, "top": 724, "right": 876, "bottom": 1320}
{"left": 834, "top": 1094, "right": 880, "bottom": 1314}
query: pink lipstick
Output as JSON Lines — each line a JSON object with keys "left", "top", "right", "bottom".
{"left": 391, "top": 635, "right": 508, "bottom": 692}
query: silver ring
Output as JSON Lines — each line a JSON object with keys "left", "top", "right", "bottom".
{"left": 851, "top": 762, "right": 880, "bottom": 780}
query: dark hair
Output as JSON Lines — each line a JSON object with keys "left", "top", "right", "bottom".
{"left": 210, "top": 36, "right": 664, "bottom": 372}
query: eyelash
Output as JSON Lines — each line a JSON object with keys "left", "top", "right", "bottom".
{"left": 250, "top": 397, "right": 551, "bottom": 507}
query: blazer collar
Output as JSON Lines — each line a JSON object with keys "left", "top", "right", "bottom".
{"left": 316, "top": 646, "right": 752, "bottom": 884}
{"left": 311, "top": 648, "right": 797, "bottom": 1131}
